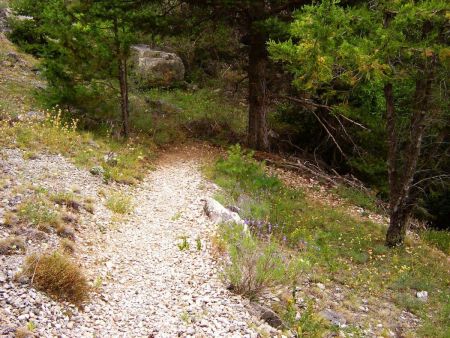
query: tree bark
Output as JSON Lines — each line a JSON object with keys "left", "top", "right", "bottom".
{"left": 385, "top": 73, "right": 433, "bottom": 247}
{"left": 113, "top": 19, "right": 130, "bottom": 138}
{"left": 118, "top": 57, "right": 130, "bottom": 138}
{"left": 247, "top": 3, "right": 269, "bottom": 151}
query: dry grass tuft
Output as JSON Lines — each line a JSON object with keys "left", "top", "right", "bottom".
{"left": 59, "top": 238, "right": 76, "bottom": 255}
{"left": 21, "top": 252, "right": 89, "bottom": 306}
{"left": 56, "top": 224, "right": 75, "bottom": 240}
{"left": 15, "top": 327, "right": 34, "bottom": 338}
{"left": 0, "top": 236, "right": 26, "bottom": 255}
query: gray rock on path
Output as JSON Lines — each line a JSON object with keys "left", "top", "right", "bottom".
{"left": 130, "top": 44, "right": 185, "bottom": 87}
{"left": 202, "top": 197, "right": 246, "bottom": 228}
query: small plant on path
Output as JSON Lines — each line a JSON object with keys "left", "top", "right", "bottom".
{"left": 178, "top": 236, "right": 190, "bottom": 251}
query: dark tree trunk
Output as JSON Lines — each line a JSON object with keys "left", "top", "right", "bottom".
{"left": 113, "top": 19, "right": 130, "bottom": 138}
{"left": 384, "top": 72, "right": 433, "bottom": 247}
{"left": 247, "top": 3, "right": 269, "bottom": 151}
{"left": 118, "top": 57, "right": 130, "bottom": 138}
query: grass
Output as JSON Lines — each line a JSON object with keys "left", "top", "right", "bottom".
{"left": 59, "top": 238, "right": 76, "bottom": 255}
{"left": 21, "top": 251, "right": 89, "bottom": 307}
{"left": 130, "top": 88, "right": 247, "bottom": 145}
{"left": 420, "top": 229, "right": 450, "bottom": 254}
{"left": 0, "top": 236, "right": 26, "bottom": 255}
{"left": 208, "top": 145, "right": 450, "bottom": 336}
{"left": 0, "top": 35, "right": 40, "bottom": 116}
{"left": 50, "top": 192, "right": 82, "bottom": 211}
{"left": 333, "top": 185, "right": 381, "bottom": 213}
{"left": 0, "top": 110, "right": 155, "bottom": 185}
{"left": 178, "top": 236, "right": 190, "bottom": 251}
{"left": 105, "top": 192, "right": 133, "bottom": 214}
{"left": 18, "top": 197, "right": 61, "bottom": 231}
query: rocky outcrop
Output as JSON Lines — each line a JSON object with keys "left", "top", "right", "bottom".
{"left": 130, "top": 45, "right": 185, "bottom": 87}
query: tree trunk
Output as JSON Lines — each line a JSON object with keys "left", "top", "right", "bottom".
{"left": 385, "top": 73, "right": 433, "bottom": 247}
{"left": 118, "top": 57, "right": 130, "bottom": 138}
{"left": 247, "top": 5, "right": 269, "bottom": 151}
{"left": 113, "top": 19, "right": 130, "bottom": 138}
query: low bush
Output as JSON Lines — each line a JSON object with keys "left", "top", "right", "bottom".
{"left": 21, "top": 251, "right": 89, "bottom": 307}
{"left": 221, "top": 223, "right": 307, "bottom": 300}
{"left": 213, "top": 144, "right": 281, "bottom": 197}
{"left": 18, "top": 198, "right": 61, "bottom": 229}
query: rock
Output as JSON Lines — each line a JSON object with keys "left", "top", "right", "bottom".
{"left": 416, "top": 291, "right": 428, "bottom": 301}
{"left": 248, "top": 303, "right": 283, "bottom": 328}
{"left": 316, "top": 283, "right": 325, "bottom": 290}
{"left": 320, "top": 309, "right": 347, "bottom": 326}
{"left": 130, "top": 45, "right": 185, "bottom": 87}
{"left": 103, "top": 152, "right": 118, "bottom": 167}
{"left": 0, "top": 7, "right": 12, "bottom": 33}
{"left": 90, "top": 166, "right": 105, "bottom": 176}
{"left": 202, "top": 198, "right": 245, "bottom": 227}
{"left": 17, "top": 111, "right": 45, "bottom": 122}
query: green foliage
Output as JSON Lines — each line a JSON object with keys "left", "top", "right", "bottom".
{"left": 214, "top": 144, "right": 281, "bottom": 196}
{"left": 9, "top": 0, "right": 162, "bottom": 126}
{"left": 421, "top": 230, "right": 450, "bottom": 254}
{"left": 178, "top": 236, "right": 190, "bottom": 251}
{"left": 18, "top": 197, "right": 61, "bottom": 230}
{"left": 212, "top": 145, "right": 450, "bottom": 335}
{"left": 220, "top": 223, "right": 305, "bottom": 300}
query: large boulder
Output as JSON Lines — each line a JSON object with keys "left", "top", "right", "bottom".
{"left": 130, "top": 45, "right": 185, "bottom": 87}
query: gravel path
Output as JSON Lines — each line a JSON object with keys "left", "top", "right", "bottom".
{"left": 76, "top": 151, "right": 266, "bottom": 337}
{"left": 1, "top": 147, "right": 273, "bottom": 337}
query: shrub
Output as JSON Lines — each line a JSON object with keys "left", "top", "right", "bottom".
{"left": 0, "top": 236, "right": 26, "bottom": 255}
{"left": 106, "top": 192, "right": 133, "bottom": 214}
{"left": 221, "top": 224, "right": 307, "bottom": 300}
{"left": 21, "top": 252, "right": 89, "bottom": 306}
{"left": 214, "top": 144, "right": 281, "bottom": 196}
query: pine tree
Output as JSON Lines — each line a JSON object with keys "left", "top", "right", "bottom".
{"left": 269, "top": 0, "right": 450, "bottom": 246}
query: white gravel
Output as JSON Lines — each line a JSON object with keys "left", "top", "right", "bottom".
{"left": 0, "top": 147, "right": 275, "bottom": 337}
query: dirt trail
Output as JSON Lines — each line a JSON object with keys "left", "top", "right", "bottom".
{"left": 1, "top": 146, "right": 272, "bottom": 337}
{"left": 78, "top": 149, "right": 264, "bottom": 337}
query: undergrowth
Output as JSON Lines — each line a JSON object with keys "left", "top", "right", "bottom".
{"left": 209, "top": 145, "right": 450, "bottom": 337}
{"left": 0, "top": 109, "right": 155, "bottom": 184}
